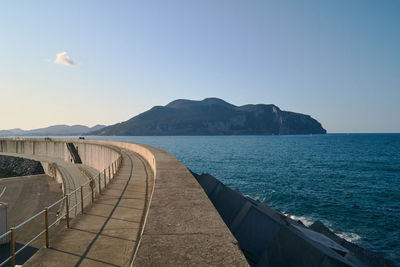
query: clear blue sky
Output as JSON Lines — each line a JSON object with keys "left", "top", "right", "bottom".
{"left": 1, "top": 1, "right": 399, "bottom": 133}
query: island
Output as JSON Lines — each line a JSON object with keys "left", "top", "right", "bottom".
{"left": 90, "top": 98, "right": 327, "bottom": 136}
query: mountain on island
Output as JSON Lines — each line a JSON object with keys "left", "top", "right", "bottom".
{"left": 0, "top": 124, "right": 106, "bottom": 136}
{"left": 90, "top": 98, "right": 326, "bottom": 136}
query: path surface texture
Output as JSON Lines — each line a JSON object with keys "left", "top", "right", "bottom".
{"left": 24, "top": 150, "right": 153, "bottom": 267}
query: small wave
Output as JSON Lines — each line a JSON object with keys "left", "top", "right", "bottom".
{"left": 283, "top": 213, "right": 362, "bottom": 243}
{"left": 244, "top": 194, "right": 266, "bottom": 203}
{"left": 336, "top": 232, "right": 361, "bottom": 242}
{"left": 324, "top": 224, "right": 362, "bottom": 243}
{"left": 283, "top": 213, "right": 314, "bottom": 227}
{"left": 320, "top": 223, "right": 362, "bottom": 243}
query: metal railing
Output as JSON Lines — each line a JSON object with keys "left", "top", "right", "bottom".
{"left": 0, "top": 156, "right": 122, "bottom": 267}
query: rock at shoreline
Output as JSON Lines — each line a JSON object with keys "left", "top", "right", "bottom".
{"left": 192, "top": 171, "right": 398, "bottom": 266}
{"left": 310, "top": 220, "right": 397, "bottom": 267}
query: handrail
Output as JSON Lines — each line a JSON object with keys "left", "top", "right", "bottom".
{"left": 0, "top": 229, "right": 11, "bottom": 241}
{"left": 48, "top": 197, "right": 65, "bottom": 210}
{"left": 0, "top": 155, "right": 122, "bottom": 267}
{"left": 0, "top": 256, "right": 12, "bottom": 267}
{"left": 14, "top": 210, "right": 45, "bottom": 230}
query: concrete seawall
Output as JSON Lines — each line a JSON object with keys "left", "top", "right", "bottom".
{"left": 0, "top": 138, "right": 247, "bottom": 266}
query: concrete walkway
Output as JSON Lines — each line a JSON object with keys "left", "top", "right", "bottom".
{"left": 24, "top": 150, "right": 154, "bottom": 267}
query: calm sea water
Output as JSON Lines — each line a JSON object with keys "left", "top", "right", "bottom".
{"left": 89, "top": 134, "right": 400, "bottom": 263}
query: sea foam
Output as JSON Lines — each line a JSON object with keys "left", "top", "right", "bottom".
{"left": 284, "top": 213, "right": 361, "bottom": 243}
{"left": 283, "top": 213, "right": 314, "bottom": 227}
{"left": 337, "top": 232, "right": 361, "bottom": 242}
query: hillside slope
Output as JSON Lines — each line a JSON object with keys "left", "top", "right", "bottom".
{"left": 0, "top": 124, "right": 106, "bottom": 136}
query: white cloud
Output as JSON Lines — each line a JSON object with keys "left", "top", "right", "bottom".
{"left": 54, "top": 51, "right": 75, "bottom": 66}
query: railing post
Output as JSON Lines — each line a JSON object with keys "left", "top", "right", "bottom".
{"left": 108, "top": 166, "right": 111, "bottom": 181}
{"left": 80, "top": 185, "right": 84, "bottom": 214}
{"left": 91, "top": 179, "right": 94, "bottom": 203}
{"left": 45, "top": 208, "right": 49, "bottom": 248}
{"left": 66, "top": 195, "right": 70, "bottom": 228}
{"left": 104, "top": 170, "right": 107, "bottom": 188}
{"left": 112, "top": 162, "right": 115, "bottom": 177}
{"left": 11, "top": 227, "right": 15, "bottom": 267}
{"left": 98, "top": 175, "right": 101, "bottom": 195}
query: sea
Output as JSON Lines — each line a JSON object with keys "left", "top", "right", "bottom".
{"left": 87, "top": 134, "right": 400, "bottom": 263}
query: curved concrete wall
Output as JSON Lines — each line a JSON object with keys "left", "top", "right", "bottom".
{"left": 85, "top": 140, "right": 156, "bottom": 175}
{"left": 69, "top": 141, "right": 121, "bottom": 171}
{"left": 0, "top": 139, "right": 121, "bottom": 173}
{"left": 0, "top": 139, "right": 122, "bottom": 207}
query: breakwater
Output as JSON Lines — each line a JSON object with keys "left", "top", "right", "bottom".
{"left": 193, "top": 172, "right": 397, "bottom": 266}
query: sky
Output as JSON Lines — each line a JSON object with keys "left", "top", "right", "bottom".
{"left": 1, "top": 1, "right": 399, "bottom": 133}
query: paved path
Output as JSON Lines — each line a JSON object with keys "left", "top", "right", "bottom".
{"left": 24, "top": 150, "right": 154, "bottom": 267}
